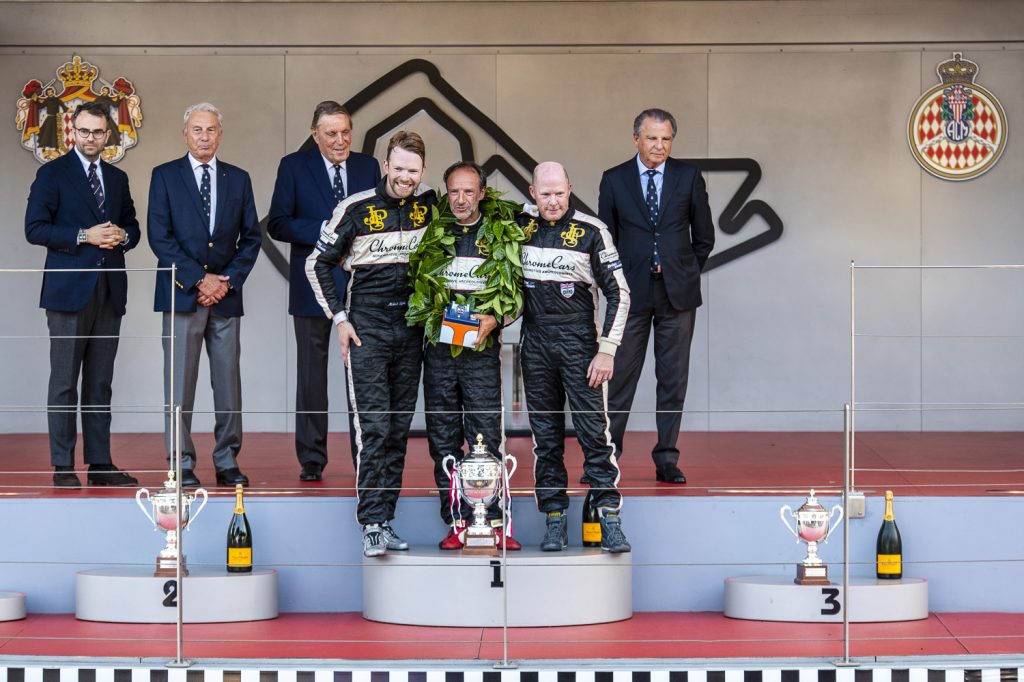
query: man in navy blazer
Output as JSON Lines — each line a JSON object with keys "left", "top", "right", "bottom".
{"left": 598, "top": 108, "right": 715, "bottom": 484}
{"left": 268, "top": 101, "right": 380, "bottom": 482}
{"left": 25, "top": 101, "right": 141, "bottom": 488}
{"left": 148, "top": 102, "right": 261, "bottom": 487}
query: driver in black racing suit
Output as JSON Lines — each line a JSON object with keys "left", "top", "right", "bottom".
{"left": 517, "top": 161, "right": 632, "bottom": 553}
{"left": 306, "top": 131, "right": 436, "bottom": 558}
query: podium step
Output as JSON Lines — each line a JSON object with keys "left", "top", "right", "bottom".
{"left": 363, "top": 548, "right": 632, "bottom": 626}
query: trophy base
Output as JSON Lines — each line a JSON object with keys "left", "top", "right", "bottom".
{"left": 155, "top": 557, "right": 189, "bottom": 577}
{"left": 462, "top": 529, "right": 498, "bottom": 556}
{"left": 794, "top": 563, "right": 830, "bottom": 585}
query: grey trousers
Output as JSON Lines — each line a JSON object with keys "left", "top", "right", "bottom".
{"left": 162, "top": 308, "right": 242, "bottom": 471}
{"left": 45, "top": 273, "right": 121, "bottom": 467}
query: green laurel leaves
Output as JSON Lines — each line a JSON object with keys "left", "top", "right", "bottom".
{"left": 406, "top": 187, "right": 525, "bottom": 357}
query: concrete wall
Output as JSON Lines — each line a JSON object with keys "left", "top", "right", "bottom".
{"left": 1, "top": 1, "right": 1022, "bottom": 436}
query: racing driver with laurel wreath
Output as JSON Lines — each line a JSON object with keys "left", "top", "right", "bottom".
{"left": 406, "top": 161, "right": 526, "bottom": 550}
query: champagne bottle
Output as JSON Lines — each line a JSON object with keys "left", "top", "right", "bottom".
{"left": 876, "top": 490, "right": 903, "bottom": 579}
{"left": 226, "top": 483, "right": 253, "bottom": 573}
{"left": 582, "top": 489, "right": 601, "bottom": 547}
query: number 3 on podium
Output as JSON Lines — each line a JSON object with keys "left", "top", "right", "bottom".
{"left": 821, "top": 587, "right": 841, "bottom": 615}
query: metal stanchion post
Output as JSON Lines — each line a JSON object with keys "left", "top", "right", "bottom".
{"left": 833, "top": 403, "right": 858, "bottom": 668}
{"left": 494, "top": 469, "right": 516, "bottom": 670}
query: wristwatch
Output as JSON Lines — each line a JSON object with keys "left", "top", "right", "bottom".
{"left": 77, "top": 228, "right": 87, "bottom": 245}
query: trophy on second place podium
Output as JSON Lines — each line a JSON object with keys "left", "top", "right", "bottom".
{"left": 136, "top": 472, "right": 208, "bottom": 576}
{"left": 443, "top": 434, "right": 517, "bottom": 555}
{"left": 780, "top": 489, "right": 844, "bottom": 585}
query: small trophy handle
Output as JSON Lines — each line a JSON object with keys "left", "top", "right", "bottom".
{"left": 503, "top": 453, "right": 518, "bottom": 481}
{"left": 823, "top": 504, "right": 844, "bottom": 544}
{"left": 187, "top": 488, "right": 209, "bottom": 530}
{"left": 441, "top": 455, "right": 456, "bottom": 481}
{"left": 135, "top": 488, "right": 156, "bottom": 527}
{"left": 779, "top": 505, "right": 799, "bottom": 541}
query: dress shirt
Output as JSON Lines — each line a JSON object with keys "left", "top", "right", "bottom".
{"left": 321, "top": 154, "right": 348, "bottom": 197}
{"left": 636, "top": 154, "right": 667, "bottom": 206}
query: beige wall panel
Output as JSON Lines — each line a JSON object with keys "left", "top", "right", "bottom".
{"left": 3, "top": 2, "right": 1023, "bottom": 48}
{"left": 705, "top": 51, "right": 923, "bottom": 429}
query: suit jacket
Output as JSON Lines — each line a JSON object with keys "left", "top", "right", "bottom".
{"left": 25, "top": 150, "right": 141, "bottom": 314}
{"left": 267, "top": 148, "right": 380, "bottom": 317}
{"left": 147, "top": 154, "right": 262, "bottom": 317}
{"left": 598, "top": 156, "right": 715, "bottom": 311}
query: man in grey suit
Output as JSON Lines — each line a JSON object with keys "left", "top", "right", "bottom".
{"left": 148, "top": 102, "right": 262, "bottom": 487}
{"left": 598, "top": 108, "right": 715, "bottom": 484}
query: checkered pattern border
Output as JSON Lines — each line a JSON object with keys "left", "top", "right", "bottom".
{"left": 0, "top": 667, "right": 1021, "bottom": 682}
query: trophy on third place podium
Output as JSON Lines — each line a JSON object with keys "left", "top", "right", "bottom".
{"left": 780, "top": 489, "right": 844, "bottom": 585}
{"left": 136, "top": 472, "right": 208, "bottom": 576}
{"left": 443, "top": 434, "right": 517, "bottom": 555}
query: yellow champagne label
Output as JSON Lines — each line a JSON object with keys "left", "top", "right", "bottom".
{"left": 877, "top": 554, "right": 902, "bottom": 573}
{"left": 582, "top": 522, "right": 601, "bottom": 543}
{"left": 228, "top": 547, "right": 252, "bottom": 566}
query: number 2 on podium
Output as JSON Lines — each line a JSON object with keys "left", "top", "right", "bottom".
{"left": 162, "top": 580, "right": 178, "bottom": 607}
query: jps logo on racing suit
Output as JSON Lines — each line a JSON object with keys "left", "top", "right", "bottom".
{"left": 364, "top": 205, "right": 387, "bottom": 231}
{"left": 560, "top": 222, "right": 585, "bottom": 248}
{"left": 409, "top": 202, "right": 428, "bottom": 228}
{"left": 523, "top": 218, "right": 538, "bottom": 241}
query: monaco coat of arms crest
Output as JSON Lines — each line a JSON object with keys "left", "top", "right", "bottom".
{"left": 15, "top": 55, "right": 143, "bottom": 164}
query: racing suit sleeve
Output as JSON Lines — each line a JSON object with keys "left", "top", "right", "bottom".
{"left": 305, "top": 200, "right": 356, "bottom": 319}
{"left": 591, "top": 221, "right": 631, "bottom": 356}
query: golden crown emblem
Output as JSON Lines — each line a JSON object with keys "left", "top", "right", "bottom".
{"left": 936, "top": 52, "right": 978, "bottom": 86}
{"left": 57, "top": 56, "right": 98, "bottom": 87}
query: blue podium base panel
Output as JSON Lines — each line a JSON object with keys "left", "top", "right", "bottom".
{"left": 1, "top": 494, "right": 1021, "bottom": 614}
{"left": 75, "top": 567, "right": 278, "bottom": 623}
{"left": 362, "top": 548, "right": 632, "bottom": 626}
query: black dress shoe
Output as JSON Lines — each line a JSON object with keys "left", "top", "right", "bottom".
{"left": 179, "top": 469, "right": 201, "bottom": 487}
{"left": 87, "top": 465, "right": 139, "bottom": 487}
{"left": 300, "top": 462, "right": 323, "bottom": 481}
{"left": 655, "top": 465, "right": 687, "bottom": 484}
{"left": 53, "top": 469, "right": 82, "bottom": 488}
{"left": 216, "top": 467, "right": 249, "bottom": 486}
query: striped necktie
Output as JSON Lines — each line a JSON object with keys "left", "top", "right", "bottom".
{"left": 88, "top": 162, "right": 105, "bottom": 216}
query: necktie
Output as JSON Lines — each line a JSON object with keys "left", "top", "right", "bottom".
{"left": 88, "top": 162, "right": 105, "bottom": 216}
{"left": 645, "top": 169, "right": 659, "bottom": 224}
{"left": 200, "top": 164, "right": 212, "bottom": 231}
{"left": 332, "top": 164, "right": 346, "bottom": 204}
{"left": 645, "top": 169, "right": 662, "bottom": 274}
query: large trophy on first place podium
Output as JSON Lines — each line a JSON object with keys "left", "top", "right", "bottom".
{"left": 443, "top": 435, "right": 517, "bottom": 555}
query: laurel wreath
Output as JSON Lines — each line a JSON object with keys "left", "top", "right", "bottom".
{"left": 406, "top": 188, "right": 525, "bottom": 356}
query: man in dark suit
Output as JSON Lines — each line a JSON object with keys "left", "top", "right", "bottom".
{"left": 598, "top": 108, "right": 714, "bottom": 484}
{"left": 25, "top": 101, "right": 141, "bottom": 488}
{"left": 268, "top": 101, "right": 380, "bottom": 482}
{"left": 148, "top": 102, "right": 262, "bottom": 487}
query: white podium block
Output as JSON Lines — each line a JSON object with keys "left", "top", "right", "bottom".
{"left": 0, "top": 591, "right": 26, "bottom": 621}
{"left": 724, "top": 575, "right": 928, "bottom": 622}
{"left": 363, "top": 548, "right": 632, "bottom": 626}
{"left": 76, "top": 567, "right": 278, "bottom": 623}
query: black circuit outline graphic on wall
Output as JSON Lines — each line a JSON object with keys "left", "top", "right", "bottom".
{"left": 259, "top": 58, "right": 783, "bottom": 276}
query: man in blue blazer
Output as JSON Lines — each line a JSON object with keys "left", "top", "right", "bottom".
{"left": 598, "top": 108, "right": 715, "bottom": 485}
{"left": 148, "top": 102, "right": 262, "bottom": 487}
{"left": 268, "top": 101, "right": 380, "bottom": 481}
{"left": 25, "top": 101, "right": 141, "bottom": 488}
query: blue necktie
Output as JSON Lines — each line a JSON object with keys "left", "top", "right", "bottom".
{"left": 332, "top": 164, "right": 346, "bottom": 204}
{"left": 200, "top": 164, "right": 212, "bottom": 231}
{"left": 646, "top": 169, "right": 662, "bottom": 273}
{"left": 88, "top": 162, "right": 105, "bottom": 217}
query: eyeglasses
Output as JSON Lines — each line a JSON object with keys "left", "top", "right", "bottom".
{"left": 75, "top": 128, "right": 108, "bottom": 139}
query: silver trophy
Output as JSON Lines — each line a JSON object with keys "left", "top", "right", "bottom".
{"left": 136, "top": 471, "right": 208, "bottom": 576}
{"left": 443, "top": 434, "right": 517, "bottom": 555}
{"left": 780, "top": 489, "right": 844, "bottom": 585}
